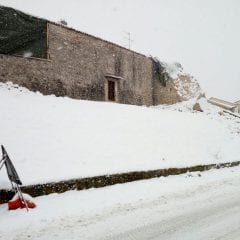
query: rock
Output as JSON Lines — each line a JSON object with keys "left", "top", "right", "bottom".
{"left": 193, "top": 102, "right": 203, "bottom": 112}
{"left": 218, "top": 111, "right": 224, "bottom": 116}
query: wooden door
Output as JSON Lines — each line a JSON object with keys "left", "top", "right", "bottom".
{"left": 108, "top": 80, "right": 115, "bottom": 101}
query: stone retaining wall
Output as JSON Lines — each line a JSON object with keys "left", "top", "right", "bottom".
{"left": 1, "top": 161, "right": 239, "bottom": 204}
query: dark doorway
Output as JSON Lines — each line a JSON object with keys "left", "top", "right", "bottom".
{"left": 108, "top": 80, "right": 115, "bottom": 101}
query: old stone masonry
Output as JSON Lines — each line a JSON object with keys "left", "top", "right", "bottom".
{"left": 0, "top": 6, "right": 201, "bottom": 106}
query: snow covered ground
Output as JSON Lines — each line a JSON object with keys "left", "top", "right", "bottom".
{"left": 156, "top": 97, "right": 240, "bottom": 134}
{"left": 0, "top": 82, "right": 239, "bottom": 188}
{"left": 0, "top": 166, "right": 240, "bottom": 240}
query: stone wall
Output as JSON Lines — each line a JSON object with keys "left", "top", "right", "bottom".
{"left": 152, "top": 65, "right": 201, "bottom": 105}
{"left": 153, "top": 76, "right": 181, "bottom": 105}
{"left": 0, "top": 23, "right": 154, "bottom": 106}
{"left": 1, "top": 160, "right": 239, "bottom": 203}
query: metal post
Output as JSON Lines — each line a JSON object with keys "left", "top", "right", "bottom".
{"left": 15, "top": 183, "right": 28, "bottom": 211}
{"left": 0, "top": 159, "right": 5, "bottom": 171}
{"left": 123, "top": 31, "right": 134, "bottom": 50}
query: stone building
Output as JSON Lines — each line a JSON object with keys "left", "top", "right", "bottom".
{"left": 0, "top": 6, "right": 201, "bottom": 106}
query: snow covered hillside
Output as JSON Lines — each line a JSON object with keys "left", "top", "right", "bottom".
{"left": 0, "top": 82, "right": 239, "bottom": 188}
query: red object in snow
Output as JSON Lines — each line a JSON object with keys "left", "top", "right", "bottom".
{"left": 8, "top": 194, "right": 36, "bottom": 210}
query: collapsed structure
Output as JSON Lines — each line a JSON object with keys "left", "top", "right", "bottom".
{"left": 208, "top": 97, "right": 240, "bottom": 114}
{"left": 0, "top": 6, "right": 201, "bottom": 106}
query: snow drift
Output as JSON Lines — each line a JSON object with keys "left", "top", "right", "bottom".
{"left": 0, "top": 82, "right": 239, "bottom": 188}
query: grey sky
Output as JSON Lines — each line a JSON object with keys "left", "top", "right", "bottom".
{"left": 1, "top": 0, "right": 239, "bottom": 101}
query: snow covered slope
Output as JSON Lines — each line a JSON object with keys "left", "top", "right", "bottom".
{"left": 0, "top": 82, "right": 239, "bottom": 187}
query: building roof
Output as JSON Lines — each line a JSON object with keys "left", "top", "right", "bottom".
{"left": 208, "top": 97, "right": 237, "bottom": 110}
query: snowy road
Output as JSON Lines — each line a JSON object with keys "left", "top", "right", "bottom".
{"left": 102, "top": 182, "right": 240, "bottom": 240}
{"left": 0, "top": 167, "right": 240, "bottom": 240}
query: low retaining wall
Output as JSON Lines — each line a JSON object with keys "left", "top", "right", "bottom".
{"left": 1, "top": 160, "right": 240, "bottom": 203}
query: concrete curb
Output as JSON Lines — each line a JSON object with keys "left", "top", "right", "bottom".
{"left": 1, "top": 160, "right": 240, "bottom": 203}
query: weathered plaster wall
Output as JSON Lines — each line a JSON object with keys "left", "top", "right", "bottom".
{"left": 0, "top": 23, "right": 153, "bottom": 106}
